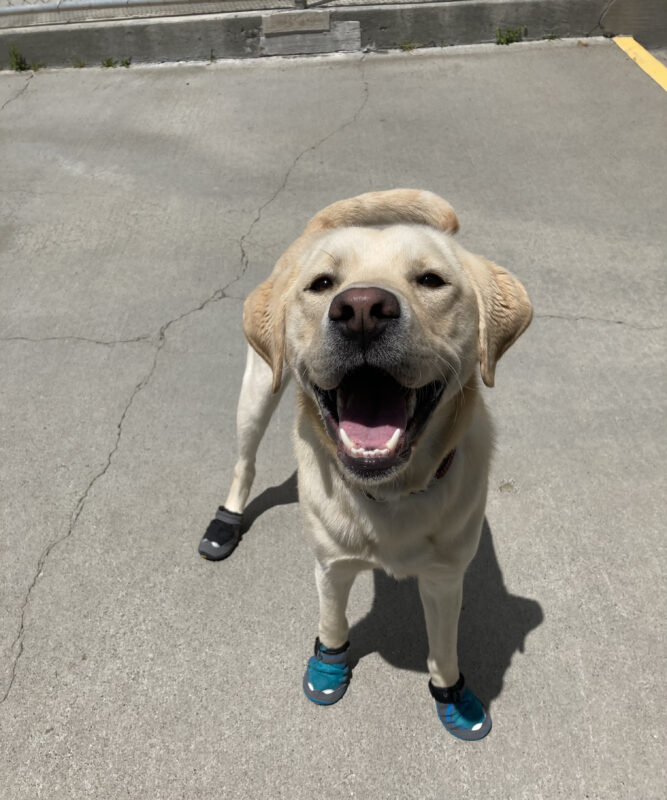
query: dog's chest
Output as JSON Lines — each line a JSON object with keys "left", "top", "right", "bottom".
{"left": 315, "top": 484, "right": 470, "bottom": 578}
{"left": 296, "top": 410, "right": 490, "bottom": 576}
{"left": 356, "top": 491, "right": 467, "bottom": 576}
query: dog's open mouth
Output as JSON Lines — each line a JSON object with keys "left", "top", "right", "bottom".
{"left": 313, "top": 366, "right": 445, "bottom": 479}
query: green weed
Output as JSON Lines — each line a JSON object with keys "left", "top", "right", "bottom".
{"left": 9, "top": 45, "right": 29, "bottom": 72}
{"left": 495, "top": 26, "right": 527, "bottom": 45}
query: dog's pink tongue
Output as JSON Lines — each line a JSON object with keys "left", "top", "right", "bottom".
{"left": 339, "top": 374, "right": 408, "bottom": 448}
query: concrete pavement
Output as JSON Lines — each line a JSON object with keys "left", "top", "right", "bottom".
{"left": 0, "top": 39, "right": 666, "bottom": 798}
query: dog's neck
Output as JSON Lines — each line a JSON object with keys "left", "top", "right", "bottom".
{"left": 363, "top": 448, "right": 457, "bottom": 502}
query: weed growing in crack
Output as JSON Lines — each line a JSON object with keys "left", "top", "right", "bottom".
{"left": 9, "top": 45, "right": 29, "bottom": 72}
{"left": 495, "top": 26, "right": 528, "bottom": 45}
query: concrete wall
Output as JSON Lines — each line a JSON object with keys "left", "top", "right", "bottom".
{"left": 0, "top": 0, "right": 665, "bottom": 68}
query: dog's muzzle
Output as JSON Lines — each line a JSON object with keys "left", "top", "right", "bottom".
{"left": 309, "top": 286, "right": 446, "bottom": 481}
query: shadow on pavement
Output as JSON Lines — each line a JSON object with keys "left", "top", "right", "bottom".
{"left": 348, "top": 520, "right": 543, "bottom": 705}
{"left": 244, "top": 481, "right": 543, "bottom": 706}
{"left": 241, "top": 471, "right": 299, "bottom": 532}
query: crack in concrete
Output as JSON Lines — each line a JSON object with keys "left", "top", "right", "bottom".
{"left": 1, "top": 56, "right": 372, "bottom": 707}
{"left": 587, "top": 0, "right": 620, "bottom": 36}
{"left": 1, "top": 340, "right": 161, "bottom": 706}
{"left": 534, "top": 312, "right": 663, "bottom": 331}
{"left": 0, "top": 74, "right": 33, "bottom": 113}
{"left": 229, "top": 54, "right": 369, "bottom": 294}
{"left": 0, "top": 334, "right": 152, "bottom": 346}
{"left": 0, "top": 294, "right": 231, "bottom": 706}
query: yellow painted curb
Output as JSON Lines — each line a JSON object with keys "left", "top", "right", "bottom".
{"left": 613, "top": 36, "right": 667, "bottom": 92}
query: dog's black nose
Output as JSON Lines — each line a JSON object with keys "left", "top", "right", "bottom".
{"left": 328, "top": 286, "right": 401, "bottom": 346}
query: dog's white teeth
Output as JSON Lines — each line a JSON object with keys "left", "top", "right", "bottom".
{"left": 350, "top": 446, "right": 389, "bottom": 458}
{"left": 341, "top": 427, "right": 396, "bottom": 459}
{"left": 384, "top": 428, "right": 402, "bottom": 453}
{"left": 339, "top": 428, "right": 355, "bottom": 452}
{"left": 407, "top": 393, "right": 417, "bottom": 418}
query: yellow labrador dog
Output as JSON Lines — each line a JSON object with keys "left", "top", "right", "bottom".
{"left": 201, "top": 189, "right": 531, "bottom": 740}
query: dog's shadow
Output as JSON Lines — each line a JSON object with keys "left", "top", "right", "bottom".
{"left": 241, "top": 471, "right": 299, "bottom": 532}
{"left": 243, "top": 475, "right": 543, "bottom": 705}
{"left": 348, "top": 520, "right": 543, "bottom": 704}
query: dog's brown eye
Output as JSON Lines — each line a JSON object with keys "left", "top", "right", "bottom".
{"left": 417, "top": 273, "right": 447, "bottom": 288}
{"left": 308, "top": 275, "right": 334, "bottom": 293}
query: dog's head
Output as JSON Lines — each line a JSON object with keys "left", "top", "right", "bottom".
{"left": 243, "top": 189, "right": 532, "bottom": 483}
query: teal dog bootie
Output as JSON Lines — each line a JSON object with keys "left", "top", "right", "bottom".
{"left": 303, "top": 638, "right": 351, "bottom": 705}
{"left": 429, "top": 674, "right": 492, "bottom": 741}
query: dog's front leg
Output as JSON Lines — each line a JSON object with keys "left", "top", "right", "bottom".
{"left": 199, "top": 345, "right": 289, "bottom": 560}
{"left": 315, "top": 560, "right": 360, "bottom": 649}
{"left": 418, "top": 568, "right": 492, "bottom": 740}
{"left": 418, "top": 569, "right": 464, "bottom": 688}
{"left": 225, "top": 345, "right": 289, "bottom": 514}
{"left": 302, "top": 559, "right": 361, "bottom": 706}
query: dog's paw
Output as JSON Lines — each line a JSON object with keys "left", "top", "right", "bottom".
{"left": 429, "top": 675, "right": 492, "bottom": 741}
{"left": 303, "top": 638, "right": 351, "bottom": 706}
{"left": 198, "top": 506, "right": 243, "bottom": 561}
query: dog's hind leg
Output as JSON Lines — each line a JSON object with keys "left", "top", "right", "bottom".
{"left": 199, "top": 345, "right": 289, "bottom": 560}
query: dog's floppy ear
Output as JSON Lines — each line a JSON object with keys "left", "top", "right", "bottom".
{"left": 459, "top": 251, "right": 532, "bottom": 388}
{"left": 242, "top": 237, "right": 309, "bottom": 393}
{"left": 305, "top": 189, "right": 459, "bottom": 235}
{"left": 243, "top": 278, "right": 285, "bottom": 393}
